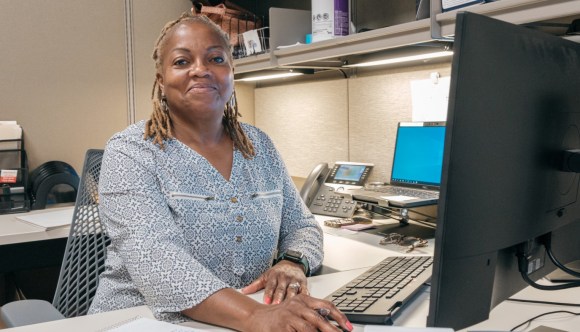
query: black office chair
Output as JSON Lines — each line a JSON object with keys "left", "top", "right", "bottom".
{"left": 0, "top": 149, "right": 108, "bottom": 327}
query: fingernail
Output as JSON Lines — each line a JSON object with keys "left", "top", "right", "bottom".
{"left": 264, "top": 297, "right": 271, "bottom": 304}
{"left": 273, "top": 299, "right": 281, "bottom": 304}
{"left": 346, "top": 321, "right": 353, "bottom": 331}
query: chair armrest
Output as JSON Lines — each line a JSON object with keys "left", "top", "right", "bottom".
{"left": 0, "top": 299, "right": 65, "bottom": 328}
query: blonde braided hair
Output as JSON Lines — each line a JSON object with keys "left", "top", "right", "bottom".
{"left": 144, "top": 12, "right": 255, "bottom": 159}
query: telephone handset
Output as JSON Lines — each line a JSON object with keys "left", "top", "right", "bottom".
{"left": 300, "top": 162, "right": 330, "bottom": 207}
{"left": 300, "top": 161, "right": 373, "bottom": 218}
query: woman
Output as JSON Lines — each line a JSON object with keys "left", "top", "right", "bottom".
{"left": 88, "top": 12, "right": 352, "bottom": 332}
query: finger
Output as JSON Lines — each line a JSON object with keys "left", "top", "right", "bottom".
{"left": 240, "top": 277, "right": 265, "bottom": 295}
{"left": 299, "top": 281, "right": 309, "bottom": 296}
{"left": 326, "top": 306, "right": 352, "bottom": 332}
{"left": 272, "top": 283, "right": 288, "bottom": 305}
{"left": 285, "top": 282, "right": 301, "bottom": 299}
{"left": 303, "top": 307, "right": 344, "bottom": 332}
{"left": 262, "top": 275, "right": 279, "bottom": 305}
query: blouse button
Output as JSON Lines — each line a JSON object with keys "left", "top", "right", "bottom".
{"left": 235, "top": 235, "right": 243, "bottom": 242}
{"left": 230, "top": 197, "right": 238, "bottom": 203}
{"left": 236, "top": 215, "right": 244, "bottom": 222}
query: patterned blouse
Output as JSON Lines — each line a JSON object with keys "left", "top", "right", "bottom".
{"left": 88, "top": 121, "right": 323, "bottom": 323}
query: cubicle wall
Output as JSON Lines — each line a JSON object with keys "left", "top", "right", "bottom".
{"left": 255, "top": 79, "right": 349, "bottom": 178}
{"left": 255, "top": 63, "right": 451, "bottom": 183}
{"left": 1, "top": 0, "right": 448, "bottom": 183}
{"left": 0, "top": 0, "right": 192, "bottom": 173}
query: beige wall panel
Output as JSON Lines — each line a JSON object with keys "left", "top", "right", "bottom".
{"left": 235, "top": 82, "right": 255, "bottom": 125}
{"left": 349, "top": 64, "right": 451, "bottom": 183}
{"left": 132, "top": 0, "right": 193, "bottom": 122}
{"left": 0, "top": 0, "right": 127, "bottom": 173}
{"left": 255, "top": 80, "right": 348, "bottom": 177}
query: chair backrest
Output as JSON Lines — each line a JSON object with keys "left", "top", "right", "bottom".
{"left": 51, "top": 149, "right": 109, "bottom": 318}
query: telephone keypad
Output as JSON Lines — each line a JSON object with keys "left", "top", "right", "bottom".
{"left": 310, "top": 191, "right": 357, "bottom": 218}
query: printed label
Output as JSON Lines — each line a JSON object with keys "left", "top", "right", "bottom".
{"left": 0, "top": 169, "right": 18, "bottom": 183}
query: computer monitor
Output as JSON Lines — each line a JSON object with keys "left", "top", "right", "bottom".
{"left": 427, "top": 12, "right": 580, "bottom": 330}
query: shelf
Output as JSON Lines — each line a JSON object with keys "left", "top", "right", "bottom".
{"left": 233, "top": 0, "right": 580, "bottom": 75}
{"left": 436, "top": 0, "right": 580, "bottom": 38}
{"left": 274, "top": 19, "right": 432, "bottom": 68}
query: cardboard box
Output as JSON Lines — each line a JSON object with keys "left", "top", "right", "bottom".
{"left": 312, "top": 0, "right": 349, "bottom": 42}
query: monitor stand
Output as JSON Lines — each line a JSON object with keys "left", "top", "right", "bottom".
{"left": 359, "top": 205, "right": 436, "bottom": 239}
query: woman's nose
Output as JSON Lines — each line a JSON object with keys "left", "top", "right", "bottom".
{"left": 189, "top": 61, "right": 209, "bottom": 76}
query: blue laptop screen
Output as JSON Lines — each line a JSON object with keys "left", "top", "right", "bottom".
{"left": 391, "top": 124, "right": 446, "bottom": 187}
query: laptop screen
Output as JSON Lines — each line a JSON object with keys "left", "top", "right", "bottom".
{"left": 390, "top": 122, "right": 446, "bottom": 188}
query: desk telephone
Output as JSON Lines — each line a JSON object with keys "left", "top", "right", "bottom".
{"left": 299, "top": 161, "right": 373, "bottom": 218}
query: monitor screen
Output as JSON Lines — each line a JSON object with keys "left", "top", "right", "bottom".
{"left": 427, "top": 12, "right": 580, "bottom": 330}
{"left": 391, "top": 122, "right": 446, "bottom": 187}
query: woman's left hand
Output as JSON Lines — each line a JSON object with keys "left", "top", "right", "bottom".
{"left": 241, "top": 260, "right": 308, "bottom": 305}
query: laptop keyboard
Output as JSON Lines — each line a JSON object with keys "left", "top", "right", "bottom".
{"left": 366, "top": 186, "right": 439, "bottom": 199}
{"left": 325, "top": 256, "right": 433, "bottom": 325}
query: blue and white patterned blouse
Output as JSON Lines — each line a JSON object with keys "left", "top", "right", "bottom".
{"left": 88, "top": 120, "right": 323, "bottom": 323}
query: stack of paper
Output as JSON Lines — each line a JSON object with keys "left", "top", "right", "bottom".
{"left": 102, "top": 317, "right": 200, "bottom": 332}
{"left": 0, "top": 121, "right": 23, "bottom": 170}
{"left": 16, "top": 207, "right": 74, "bottom": 230}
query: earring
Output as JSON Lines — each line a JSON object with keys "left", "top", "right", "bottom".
{"left": 228, "top": 91, "right": 237, "bottom": 111}
{"left": 161, "top": 95, "right": 169, "bottom": 113}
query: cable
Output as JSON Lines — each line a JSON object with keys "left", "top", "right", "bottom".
{"left": 546, "top": 248, "right": 580, "bottom": 278}
{"left": 517, "top": 253, "right": 580, "bottom": 290}
{"left": 515, "top": 246, "right": 580, "bottom": 290}
{"left": 508, "top": 298, "right": 580, "bottom": 307}
{"left": 519, "top": 269, "right": 580, "bottom": 290}
{"left": 542, "top": 236, "right": 580, "bottom": 279}
{"left": 510, "top": 310, "right": 580, "bottom": 331}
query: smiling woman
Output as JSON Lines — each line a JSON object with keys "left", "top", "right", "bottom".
{"left": 145, "top": 14, "right": 253, "bottom": 162}
{"left": 85, "top": 12, "right": 352, "bottom": 332}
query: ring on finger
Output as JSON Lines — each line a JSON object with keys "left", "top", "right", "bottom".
{"left": 288, "top": 282, "right": 301, "bottom": 292}
{"left": 316, "top": 308, "right": 330, "bottom": 317}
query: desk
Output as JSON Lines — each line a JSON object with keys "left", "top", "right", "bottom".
{"left": 0, "top": 206, "right": 72, "bottom": 247}
{"left": 3, "top": 214, "right": 580, "bottom": 331}
{"left": 0, "top": 206, "right": 73, "bottom": 305}
{"left": 6, "top": 272, "right": 580, "bottom": 331}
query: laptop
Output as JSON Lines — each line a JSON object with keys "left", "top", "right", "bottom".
{"left": 349, "top": 121, "right": 446, "bottom": 208}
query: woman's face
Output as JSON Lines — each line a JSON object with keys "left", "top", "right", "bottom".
{"left": 157, "top": 21, "right": 233, "bottom": 121}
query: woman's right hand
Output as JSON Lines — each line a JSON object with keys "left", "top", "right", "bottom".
{"left": 243, "top": 293, "right": 353, "bottom": 332}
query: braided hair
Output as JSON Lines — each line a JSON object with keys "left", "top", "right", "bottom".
{"left": 144, "top": 12, "right": 255, "bottom": 159}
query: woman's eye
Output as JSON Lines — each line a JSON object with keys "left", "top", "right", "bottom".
{"left": 211, "top": 56, "right": 225, "bottom": 64}
{"left": 174, "top": 59, "right": 188, "bottom": 66}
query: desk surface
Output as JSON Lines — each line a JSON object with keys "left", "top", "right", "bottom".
{"left": 0, "top": 206, "right": 73, "bottom": 246}
{"left": 3, "top": 213, "right": 580, "bottom": 331}
{"left": 6, "top": 271, "right": 580, "bottom": 332}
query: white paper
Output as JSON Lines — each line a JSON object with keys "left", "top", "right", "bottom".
{"left": 242, "top": 29, "right": 263, "bottom": 55}
{"left": 17, "top": 207, "right": 74, "bottom": 230}
{"left": 0, "top": 121, "right": 23, "bottom": 170}
{"left": 0, "top": 121, "right": 22, "bottom": 140}
{"left": 365, "top": 326, "right": 454, "bottom": 332}
{"left": 410, "top": 76, "right": 450, "bottom": 122}
{"left": 104, "top": 317, "right": 200, "bottom": 332}
{"left": 276, "top": 42, "right": 305, "bottom": 49}
{"left": 381, "top": 195, "right": 417, "bottom": 201}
